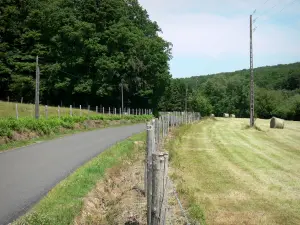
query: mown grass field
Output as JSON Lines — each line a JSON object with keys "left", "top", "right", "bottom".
{"left": 168, "top": 118, "right": 300, "bottom": 225}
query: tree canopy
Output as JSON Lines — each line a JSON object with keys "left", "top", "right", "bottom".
{"left": 0, "top": 0, "right": 172, "bottom": 115}
{"left": 1, "top": 0, "right": 299, "bottom": 120}
{"left": 159, "top": 63, "right": 300, "bottom": 120}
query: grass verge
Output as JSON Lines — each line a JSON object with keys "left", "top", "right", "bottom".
{"left": 165, "top": 123, "right": 207, "bottom": 225}
{"left": 0, "top": 115, "right": 152, "bottom": 151}
{"left": 12, "top": 132, "right": 146, "bottom": 225}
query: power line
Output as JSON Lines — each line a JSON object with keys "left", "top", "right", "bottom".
{"left": 279, "top": 0, "right": 297, "bottom": 12}
{"left": 254, "top": 0, "right": 298, "bottom": 26}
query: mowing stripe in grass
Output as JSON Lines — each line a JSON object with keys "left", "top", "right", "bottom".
{"left": 167, "top": 118, "right": 300, "bottom": 225}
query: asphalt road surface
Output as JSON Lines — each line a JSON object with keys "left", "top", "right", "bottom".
{"left": 0, "top": 123, "right": 145, "bottom": 225}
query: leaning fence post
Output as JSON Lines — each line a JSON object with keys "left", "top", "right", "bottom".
{"left": 146, "top": 122, "right": 154, "bottom": 225}
{"left": 16, "top": 104, "right": 19, "bottom": 120}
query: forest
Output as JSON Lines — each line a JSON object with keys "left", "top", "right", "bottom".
{"left": 1, "top": 0, "right": 300, "bottom": 120}
{"left": 0, "top": 0, "right": 172, "bottom": 115}
{"left": 159, "top": 62, "right": 300, "bottom": 121}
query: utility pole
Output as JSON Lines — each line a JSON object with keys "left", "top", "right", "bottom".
{"left": 35, "top": 56, "right": 40, "bottom": 119}
{"left": 121, "top": 82, "right": 124, "bottom": 114}
{"left": 185, "top": 85, "right": 188, "bottom": 112}
{"left": 250, "top": 14, "right": 255, "bottom": 127}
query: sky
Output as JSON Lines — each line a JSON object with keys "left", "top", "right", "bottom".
{"left": 138, "top": 0, "right": 300, "bottom": 78}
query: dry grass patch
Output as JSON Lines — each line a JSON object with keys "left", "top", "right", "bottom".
{"left": 74, "top": 141, "right": 147, "bottom": 225}
{"left": 75, "top": 137, "right": 189, "bottom": 225}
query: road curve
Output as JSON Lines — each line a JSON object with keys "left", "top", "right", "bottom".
{"left": 0, "top": 123, "right": 145, "bottom": 225}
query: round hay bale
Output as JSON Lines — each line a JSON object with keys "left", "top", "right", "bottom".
{"left": 270, "top": 117, "right": 284, "bottom": 129}
{"left": 223, "top": 113, "right": 229, "bottom": 118}
{"left": 230, "top": 114, "right": 236, "bottom": 118}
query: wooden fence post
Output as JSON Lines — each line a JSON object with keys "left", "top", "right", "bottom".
{"left": 146, "top": 122, "right": 154, "bottom": 225}
{"left": 151, "top": 152, "right": 166, "bottom": 225}
{"left": 109, "top": 107, "right": 110, "bottom": 115}
{"left": 96, "top": 106, "right": 98, "bottom": 113}
{"left": 88, "top": 105, "right": 90, "bottom": 119}
{"left": 80, "top": 105, "right": 82, "bottom": 117}
{"left": 161, "top": 153, "right": 169, "bottom": 225}
{"left": 103, "top": 107, "right": 105, "bottom": 114}
{"left": 45, "top": 105, "right": 48, "bottom": 119}
{"left": 70, "top": 105, "right": 72, "bottom": 117}
{"left": 16, "top": 104, "right": 19, "bottom": 120}
{"left": 155, "top": 118, "right": 159, "bottom": 149}
{"left": 58, "top": 106, "right": 60, "bottom": 118}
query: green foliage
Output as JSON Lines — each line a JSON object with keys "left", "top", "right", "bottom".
{"left": 159, "top": 62, "right": 300, "bottom": 120}
{"left": 189, "top": 91, "right": 212, "bottom": 116}
{"left": 0, "top": 115, "right": 152, "bottom": 138}
{"left": 0, "top": 0, "right": 171, "bottom": 113}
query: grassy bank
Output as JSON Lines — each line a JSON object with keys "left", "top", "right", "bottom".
{"left": 0, "top": 101, "right": 96, "bottom": 118}
{"left": 0, "top": 114, "right": 151, "bottom": 150}
{"left": 166, "top": 118, "right": 300, "bottom": 225}
{"left": 13, "top": 132, "right": 146, "bottom": 225}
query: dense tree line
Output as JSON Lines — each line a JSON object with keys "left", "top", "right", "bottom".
{"left": 159, "top": 62, "right": 300, "bottom": 121}
{"left": 1, "top": 0, "right": 299, "bottom": 121}
{"left": 0, "top": 0, "right": 172, "bottom": 115}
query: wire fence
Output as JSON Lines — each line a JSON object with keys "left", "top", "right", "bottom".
{"left": 0, "top": 100, "right": 152, "bottom": 119}
{"left": 145, "top": 112, "right": 201, "bottom": 225}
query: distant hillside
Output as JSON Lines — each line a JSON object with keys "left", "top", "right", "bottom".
{"left": 159, "top": 62, "right": 300, "bottom": 120}
{"left": 182, "top": 62, "right": 300, "bottom": 91}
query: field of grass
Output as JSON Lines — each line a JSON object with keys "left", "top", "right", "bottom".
{"left": 0, "top": 101, "right": 97, "bottom": 118}
{"left": 13, "top": 132, "right": 146, "bottom": 225}
{"left": 168, "top": 118, "right": 300, "bottom": 225}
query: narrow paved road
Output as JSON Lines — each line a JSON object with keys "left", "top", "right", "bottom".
{"left": 0, "top": 124, "right": 145, "bottom": 225}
